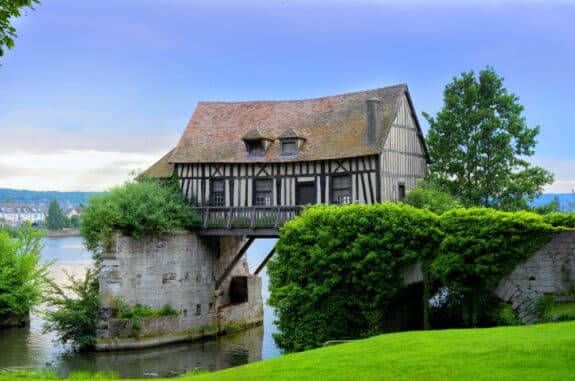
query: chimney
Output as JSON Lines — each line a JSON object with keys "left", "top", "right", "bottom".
{"left": 366, "top": 98, "right": 383, "bottom": 145}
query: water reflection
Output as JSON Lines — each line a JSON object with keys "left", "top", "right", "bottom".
{"left": 0, "top": 237, "right": 280, "bottom": 378}
{"left": 57, "top": 326, "right": 263, "bottom": 378}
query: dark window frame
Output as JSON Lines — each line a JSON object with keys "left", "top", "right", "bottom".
{"left": 210, "top": 178, "right": 225, "bottom": 206}
{"left": 330, "top": 174, "right": 352, "bottom": 205}
{"left": 246, "top": 140, "right": 265, "bottom": 157}
{"left": 254, "top": 178, "right": 273, "bottom": 206}
{"left": 280, "top": 139, "right": 298, "bottom": 156}
{"left": 296, "top": 181, "right": 316, "bottom": 205}
{"left": 398, "top": 183, "right": 406, "bottom": 201}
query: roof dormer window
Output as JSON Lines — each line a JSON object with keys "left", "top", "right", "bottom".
{"left": 242, "top": 127, "right": 273, "bottom": 157}
{"left": 278, "top": 128, "right": 305, "bottom": 156}
{"left": 281, "top": 139, "right": 298, "bottom": 155}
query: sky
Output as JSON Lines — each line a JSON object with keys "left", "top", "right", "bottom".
{"left": 1, "top": 0, "right": 574, "bottom": 192}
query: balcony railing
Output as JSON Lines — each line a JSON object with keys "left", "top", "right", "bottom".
{"left": 195, "top": 206, "right": 303, "bottom": 231}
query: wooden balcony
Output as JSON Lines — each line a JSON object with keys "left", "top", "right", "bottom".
{"left": 195, "top": 206, "right": 303, "bottom": 237}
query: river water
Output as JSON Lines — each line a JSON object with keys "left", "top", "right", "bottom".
{"left": 0, "top": 237, "right": 281, "bottom": 378}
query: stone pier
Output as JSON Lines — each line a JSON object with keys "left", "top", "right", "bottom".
{"left": 96, "top": 231, "right": 263, "bottom": 350}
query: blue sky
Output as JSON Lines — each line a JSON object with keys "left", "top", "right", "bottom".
{"left": 1, "top": 0, "right": 574, "bottom": 191}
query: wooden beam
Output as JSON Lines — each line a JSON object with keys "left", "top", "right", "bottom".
{"left": 254, "top": 246, "right": 276, "bottom": 275}
{"left": 215, "top": 237, "right": 255, "bottom": 290}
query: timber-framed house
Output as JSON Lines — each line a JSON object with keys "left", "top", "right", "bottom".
{"left": 146, "top": 84, "right": 429, "bottom": 235}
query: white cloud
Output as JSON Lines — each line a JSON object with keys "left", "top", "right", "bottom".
{"left": 531, "top": 156, "right": 575, "bottom": 193}
{"left": 0, "top": 126, "right": 179, "bottom": 155}
{"left": 0, "top": 150, "right": 162, "bottom": 191}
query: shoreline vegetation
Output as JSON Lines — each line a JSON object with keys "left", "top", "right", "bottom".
{"left": 44, "top": 229, "right": 81, "bottom": 238}
{"left": 0, "top": 321, "right": 573, "bottom": 380}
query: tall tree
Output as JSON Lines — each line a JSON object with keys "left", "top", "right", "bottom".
{"left": 0, "top": 0, "right": 38, "bottom": 60}
{"left": 47, "top": 199, "right": 65, "bottom": 230}
{"left": 423, "top": 67, "right": 553, "bottom": 210}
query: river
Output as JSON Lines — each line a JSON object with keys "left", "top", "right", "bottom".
{"left": 0, "top": 237, "right": 281, "bottom": 378}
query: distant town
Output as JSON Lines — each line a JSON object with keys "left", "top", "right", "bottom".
{"left": 0, "top": 188, "right": 100, "bottom": 228}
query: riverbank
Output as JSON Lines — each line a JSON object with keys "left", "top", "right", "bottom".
{"left": 1, "top": 321, "right": 573, "bottom": 380}
{"left": 44, "top": 229, "right": 80, "bottom": 238}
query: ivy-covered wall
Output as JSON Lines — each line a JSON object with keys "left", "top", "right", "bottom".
{"left": 268, "top": 203, "right": 568, "bottom": 352}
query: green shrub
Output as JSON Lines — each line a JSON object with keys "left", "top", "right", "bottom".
{"left": 432, "top": 208, "right": 558, "bottom": 326}
{"left": 81, "top": 177, "right": 202, "bottom": 257}
{"left": 268, "top": 203, "right": 441, "bottom": 352}
{"left": 405, "top": 181, "right": 462, "bottom": 214}
{"left": 42, "top": 267, "right": 100, "bottom": 351}
{"left": 0, "top": 223, "right": 49, "bottom": 320}
{"left": 543, "top": 212, "right": 575, "bottom": 228}
{"left": 269, "top": 204, "right": 563, "bottom": 352}
{"left": 114, "top": 299, "right": 178, "bottom": 319}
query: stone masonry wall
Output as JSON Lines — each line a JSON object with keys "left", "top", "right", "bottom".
{"left": 100, "top": 231, "right": 217, "bottom": 331}
{"left": 495, "top": 230, "right": 575, "bottom": 323}
{"left": 218, "top": 276, "right": 263, "bottom": 331}
{"left": 97, "top": 231, "right": 262, "bottom": 350}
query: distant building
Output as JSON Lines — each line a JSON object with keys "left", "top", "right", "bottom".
{"left": 64, "top": 207, "right": 82, "bottom": 219}
{"left": 0, "top": 204, "right": 47, "bottom": 227}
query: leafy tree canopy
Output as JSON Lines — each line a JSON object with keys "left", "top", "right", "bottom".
{"left": 0, "top": 222, "right": 49, "bottom": 320}
{"left": 0, "top": 0, "right": 38, "bottom": 59}
{"left": 423, "top": 67, "right": 553, "bottom": 210}
{"left": 46, "top": 198, "right": 66, "bottom": 230}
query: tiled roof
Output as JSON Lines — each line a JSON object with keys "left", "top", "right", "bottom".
{"left": 169, "top": 84, "right": 418, "bottom": 163}
{"left": 141, "top": 149, "right": 175, "bottom": 179}
{"left": 278, "top": 128, "right": 304, "bottom": 139}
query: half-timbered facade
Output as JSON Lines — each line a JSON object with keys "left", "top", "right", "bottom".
{"left": 146, "top": 84, "right": 429, "bottom": 233}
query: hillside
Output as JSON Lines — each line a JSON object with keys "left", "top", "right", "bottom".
{"left": 0, "top": 188, "right": 103, "bottom": 206}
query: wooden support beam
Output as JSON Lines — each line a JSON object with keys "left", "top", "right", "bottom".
{"left": 215, "top": 237, "right": 255, "bottom": 290}
{"left": 254, "top": 246, "right": 276, "bottom": 275}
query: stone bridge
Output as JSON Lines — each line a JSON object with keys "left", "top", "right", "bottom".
{"left": 96, "top": 229, "right": 575, "bottom": 350}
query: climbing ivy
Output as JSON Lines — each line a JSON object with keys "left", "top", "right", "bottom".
{"left": 268, "top": 203, "right": 440, "bottom": 352}
{"left": 268, "top": 203, "right": 563, "bottom": 352}
{"left": 432, "top": 208, "right": 559, "bottom": 327}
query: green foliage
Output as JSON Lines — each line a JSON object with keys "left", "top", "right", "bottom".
{"left": 423, "top": 67, "right": 553, "bottom": 210}
{"left": 405, "top": 180, "right": 462, "bottom": 214}
{"left": 0, "top": 0, "right": 39, "bottom": 60}
{"left": 432, "top": 208, "right": 557, "bottom": 326}
{"left": 80, "top": 178, "right": 201, "bottom": 257}
{"left": 70, "top": 215, "right": 82, "bottom": 228}
{"left": 268, "top": 203, "right": 440, "bottom": 352}
{"left": 0, "top": 223, "right": 49, "bottom": 319}
{"left": 46, "top": 199, "right": 67, "bottom": 230}
{"left": 269, "top": 204, "right": 562, "bottom": 352}
{"left": 542, "top": 212, "right": 575, "bottom": 228}
{"left": 114, "top": 299, "right": 178, "bottom": 319}
{"left": 42, "top": 267, "right": 100, "bottom": 351}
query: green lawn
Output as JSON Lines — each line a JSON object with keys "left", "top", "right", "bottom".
{"left": 2, "top": 321, "right": 574, "bottom": 381}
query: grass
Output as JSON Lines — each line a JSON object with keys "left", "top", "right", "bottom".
{"left": 1, "top": 322, "right": 574, "bottom": 380}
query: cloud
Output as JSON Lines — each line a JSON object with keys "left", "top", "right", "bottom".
{"left": 531, "top": 156, "right": 575, "bottom": 193}
{"left": 0, "top": 150, "right": 163, "bottom": 191}
{"left": 0, "top": 126, "right": 179, "bottom": 155}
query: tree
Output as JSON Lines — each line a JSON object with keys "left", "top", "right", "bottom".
{"left": 423, "top": 67, "right": 553, "bottom": 210}
{"left": 405, "top": 180, "right": 462, "bottom": 214}
{"left": 0, "top": 0, "right": 39, "bottom": 60}
{"left": 46, "top": 199, "right": 66, "bottom": 230}
{"left": 0, "top": 222, "right": 49, "bottom": 322}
